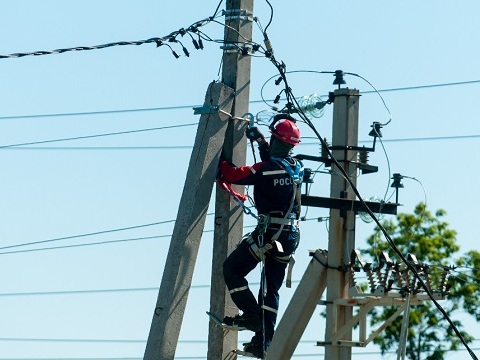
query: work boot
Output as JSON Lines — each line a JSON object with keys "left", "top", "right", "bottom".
{"left": 243, "top": 340, "right": 265, "bottom": 359}
{"left": 223, "top": 314, "right": 262, "bottom": 332}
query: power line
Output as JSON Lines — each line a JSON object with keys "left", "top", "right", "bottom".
{"left": 0, "top": 146, "right": 195, "bottom": 151}
{"left": 0, "top": 123, "right": 197, "bottom": 149}
{"left": 0, "top": 337, "right": 145, "bottom": 343}
{"left": 0, "top": 287, "right": 159, "bottom": 297}
{"left": 0, "top": 226, "right": 254, "bottom": 255}
{"left": 0, "top": 220, "right": 176, "bottom": 251}
{"left": 0, "top": 146, "right": 194, "bottom": 151}
{"left": 1, "top": 78, "right": 479, "bottom": 121}
{"left": 0, "top": 133, "right": 478, "bottom": 151}
{"left": 0, "top": 105, "right": 196, "bottom": 120}
{"left": 6, "top": 336, "right": 476, "bottom": 344}
{"left": 0, "top": 218, "right": 256, "bottom": 256}
{"left": 0, "top": 7, "right": 222, "bottom": 61}
{"left": 0, "top": 234, "right": 173, "bottom": 256}
{"left": 0, "top": 230, "right": 219, "bottom": 256}
{"left": 374, "top": 134, "right": 480, "bottom": 143}
{"left": 0, "top": 337, "right": 312, "bottom": 344}
{"left": 362, "top": 79, "right": 480, "bottom": 94}
{"left": 2, "top": 347, "right": 480, "bottom": 360}
{"left": 0, "top": 279, "right": 283, "bottom": 297}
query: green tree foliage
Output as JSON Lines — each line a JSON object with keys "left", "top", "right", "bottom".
{"left": 361, "top": 203, "right": 478, "bottom": 359}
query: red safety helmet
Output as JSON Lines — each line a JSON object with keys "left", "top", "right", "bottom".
{"left": 271, "top": 119, "right": 301, "bottom": 146}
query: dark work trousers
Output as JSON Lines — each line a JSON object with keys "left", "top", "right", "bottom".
{"left": 223, "top": 225, "right": 300, "bottom": 348}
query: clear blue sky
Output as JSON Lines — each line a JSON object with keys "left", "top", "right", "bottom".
{"left": 0, "top": 1, "right": 479, "bottom": 359}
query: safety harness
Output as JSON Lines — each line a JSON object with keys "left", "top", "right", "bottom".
{"left": 268, "top": 157, "right": 303, "bottom": 288}
{"left": 220, "top": 157, "right": 303, "bottom": 288}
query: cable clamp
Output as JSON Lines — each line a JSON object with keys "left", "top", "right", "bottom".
{"left": 220, "top": 43, "right": 239, "bottom": 53}
{"left": 223, "top": 9, "right": 254, "bottom": 22}
{"left": 220, "top": 44, "right": 255, "bottom": 55}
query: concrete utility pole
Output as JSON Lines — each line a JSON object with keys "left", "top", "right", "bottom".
{"left": 208, "top": 0, "right": 254, "bottom": 359}
{"left": 143, "top": 82, "right": 234, "bottom": 360}
{"left": 266, "top": 88, "right": 360, "bottom": 360}
{"left": 324, "top": 88, "right": 360, "bottom": 360}
{"left": 143, "top": 1, "right": 254, "bottom": 359}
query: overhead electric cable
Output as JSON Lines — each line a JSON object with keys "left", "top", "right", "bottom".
{"left": 2, "top": 347, "right": 480, "bottom": 359}
{"left": 263, "top": 0, "right": 274, "bottom": 32}
{"left": 0, "top": 146, "right": 195, "bottom": 151}
{"left": 0, "top": 225, "right": 259, "bottom": 256}
{"left": 0, "top": 279, "right": 292, "bottom": 297}
{"left": 0, "top": 337, "right": 146, "bottom": 343}
{"left": 0, "top": 124, "right": 197, "bottom": 149}
{"left": 0, "top": 287, "right": 159, "bottom": 297}
{"left": 0, "top": 235, "right": 173, "bottom": 256}
{"left": 0, "top": 220, "right": 175, "bottom": 251}
{"left": 1, "top": 78, "right": 479, "bottom": 121}
{"left": 0, "top": 4, "right": 224, "bottom": 61}
{"left": 363, "top": 79, "right": 480, "bottom": 93}
{"left": 0, "top": 105, "right": 196, "bottom": 120}
{"left": 0, "top": 38, "right": 163, "bottom": 59}
{"left": 0, "top": 134, "right": 478, "bottom": 151}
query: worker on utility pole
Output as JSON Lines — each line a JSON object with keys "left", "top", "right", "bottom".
{"left": 217, "top": 115, "right": 304, "bottom": 359}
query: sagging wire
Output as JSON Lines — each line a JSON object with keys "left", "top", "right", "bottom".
{"left": 253, "top": 9, "right": 273, "bottom": 60}
{"left": 1, "top": 25, "right": 203, "bottom": 60}
{"left": 261, "top": 33, "right": 476, "bottom": 359}
{"left": 374, "top": 133, "right": 392, "bottom": 205}
{"left": 345, "top": 71, "right": 393, "bottom": 127}
{"left": 0, "top": 220, "right": 173, "bottom": 252}
{"left": 449, "top": 267, "right": 480, "bottom": 287}
{"left": 211, "top": 0, "right": 225, "bottom": 18}
{"left": 342, "top": 75, "right": 393, "bottom": 215}
{"left": 263, "top": 0, "right": 274, "bottom": 33}
{"left": 259, "top": 70, "right": 335, "bottom": 114}
{"left": 0, "top": 0, "right": 226, "bottom": 60}
{"left": 403, "top": 175, "right": 428, "bottom": 217}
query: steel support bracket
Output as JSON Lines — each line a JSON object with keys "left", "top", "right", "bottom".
{"left": 193, "top": 104, "right": 219, "bottom": 115}
{"left": 317, "top": 296, "right": 408, "bottom": 348}
{"left": 317, "top": 292, "right": 445, "bottom": 348}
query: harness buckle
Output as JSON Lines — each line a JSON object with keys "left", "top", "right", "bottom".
{"left": 257, "top": 214, "right": 270, "bottom": 235}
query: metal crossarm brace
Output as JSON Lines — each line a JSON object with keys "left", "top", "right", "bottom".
{"left": 317, "top": 295, "right": 418, "bottom": 348}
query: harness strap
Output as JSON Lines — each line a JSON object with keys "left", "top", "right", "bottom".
{"left": 286, "top": 255, "right": 295, "bottom": 288}
{"left": 274, "top": 253, "right": 295, "bottom": 288}
{"left": 269, "top": 217, "right": 299, "bottom": 226}
{"left": 270, "top": 182, "right": 297, "bottom": 242}
{"left": 268, "top": 157, "right": 303, "bottom": 242}
{"left": 267, "top": 158, "right": 302, "bottom": 289}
